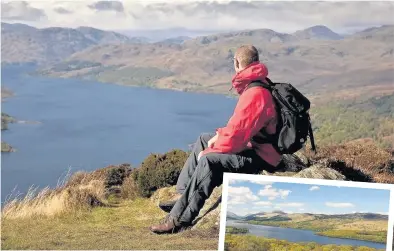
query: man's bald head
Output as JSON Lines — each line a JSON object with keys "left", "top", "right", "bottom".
{"left": 234, "top": 45, "right": 259, "bottom": 72}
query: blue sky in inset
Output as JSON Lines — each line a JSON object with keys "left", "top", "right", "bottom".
{"left": 227, "top": 180, "right": 391, "bottom": 216}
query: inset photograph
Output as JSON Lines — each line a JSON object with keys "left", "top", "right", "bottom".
{"left": 220, "top": 174, "right": 393, "bottom": 251}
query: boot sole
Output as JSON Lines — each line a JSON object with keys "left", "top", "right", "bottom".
{"left": 158, "top": 204, "right": 174, "bottom": 213}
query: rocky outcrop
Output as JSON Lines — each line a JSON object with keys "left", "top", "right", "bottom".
{"left": 1, "top": 141, "right": 14, "bottom": 152}
{"left": 150, "top": 185, "right": 222, "bottom": 231}
{"left": 262, "top": 154, "right": 346, "bottom": 180}
{"left": 1, "top": 112, "right": 15, "bottom": 130}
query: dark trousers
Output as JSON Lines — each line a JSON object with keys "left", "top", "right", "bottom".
{"left": 170, "top": 133, "right": 274, "bottom": 224}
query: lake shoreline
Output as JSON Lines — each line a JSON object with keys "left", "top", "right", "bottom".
{"left": 227, "top": 220, "right": 386, "bottom": 249}
{"left": 235, "top": 220, "right": 387, "bottom": 244}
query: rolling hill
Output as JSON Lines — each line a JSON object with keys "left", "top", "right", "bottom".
{"left": 1, "top": 22, "right": 136, "bottom": 65}
{"left": 293, "top": 25, "right": 344, "bottom": 40}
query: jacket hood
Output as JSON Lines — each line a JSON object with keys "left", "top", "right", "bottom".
{"left": 231, "top": 62, "right": 269, "bottom": 95}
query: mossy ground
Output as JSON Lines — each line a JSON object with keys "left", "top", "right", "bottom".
{"left": 1, "top": 197, "right": 218, "bottom": 250}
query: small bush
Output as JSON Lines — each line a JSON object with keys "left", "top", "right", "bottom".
{"left": 105, "top": 164, "right": 131, "bottom": 188}
{"left": 134, "top": 149, "right": 188, "bottom": 197}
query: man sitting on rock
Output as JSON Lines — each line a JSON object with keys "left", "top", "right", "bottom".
{"left": 149, "top": 45, "right": 282, "bottom": 234}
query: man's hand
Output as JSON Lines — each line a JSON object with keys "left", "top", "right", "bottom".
{"left": 207, "top": 133, "right": 219, "bottom": 148}
{"left": 198, "top": 133, "right": 219, "bottom": 161}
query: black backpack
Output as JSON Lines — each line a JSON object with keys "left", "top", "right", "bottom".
{"left": 246, "top": 77, "right": 316, "bottom": 154}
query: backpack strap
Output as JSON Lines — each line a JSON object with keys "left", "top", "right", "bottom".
{"left": 246, "top": 80, "right": 271, "bottom": 91}
{"left": 308, "top": 114, "right": 317, "bottom": 154}
{"left": 245, "top": 80, "right": 277, "bottom": 146}
{"left": 265, "top": 77, "right": 275, "bottom": 85}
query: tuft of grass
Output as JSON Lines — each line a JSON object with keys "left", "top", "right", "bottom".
{"left": 2, "top": 179, "right": 107, "bottom": 219}
{"left": 120, "top": 171, "right": 139, "bottom": 200}
{"left": 2, "top": 164, "right": 132, "bottom": 219}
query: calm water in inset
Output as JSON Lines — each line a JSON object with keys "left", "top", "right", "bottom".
{"left": 226, "top": 220, "right": 386, "bottom": 249}
{"left": 1, "top": 66, "right": 236, "bottom": 202}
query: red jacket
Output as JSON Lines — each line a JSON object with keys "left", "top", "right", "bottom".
{"left": 201, "top": 62, "right": 281, "bottom": 167}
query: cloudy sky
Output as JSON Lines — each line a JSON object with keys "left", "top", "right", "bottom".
{"left": 227, "top": 180, "right": 391, "bottom": 216}
{"left": 1, "top": 0, "right": 394, "bottom": 34}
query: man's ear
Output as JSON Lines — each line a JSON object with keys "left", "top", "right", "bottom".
{"left": 235, "top": 59, "right": 240, "bottom": 70}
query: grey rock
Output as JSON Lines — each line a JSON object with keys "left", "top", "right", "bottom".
{"left": 294, "top": 151, "right": 310, "bottom": 166}
{"left": 294, "top": 164, "right": 346, "bottom": 180}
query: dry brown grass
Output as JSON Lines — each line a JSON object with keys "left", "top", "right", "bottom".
{"left": 1, "top": 165, "right": 133, "bottom": 219}
{"left": 337, "top": 220, "right": 388, "bottom": 232}
{"left": 305, "top": 140, "right": 394, "bottom": 183}
{"left": 120, "top": 170, "right": 139, "bottom": 200}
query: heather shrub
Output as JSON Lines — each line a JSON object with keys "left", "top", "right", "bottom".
{"left": 134, "top": 149, "right": 188, "bottom": 197}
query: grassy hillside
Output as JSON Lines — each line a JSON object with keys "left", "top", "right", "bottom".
{"left": 1, "top": 198, "right": 218, "bottom": 250}
{"left": 2, "top": 143, "right": 393, "bottom": 249}
{"left": 1, "top": 151, "right": 220, "bottom": 250}
{"left": 311, "top": 94, "right": 394, "bottom": 148}
{"left": 225, "top": 234, "right": 384, "bottom": 251}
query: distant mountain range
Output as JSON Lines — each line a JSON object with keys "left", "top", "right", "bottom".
{"left": 30, "top": 24, "right": 393, "bottom": 99}
{"left": 1, "top": 23, "right": 393, "bottom": 101}
{"left": 227, "top": 211, "right": 389, "bottom": 221}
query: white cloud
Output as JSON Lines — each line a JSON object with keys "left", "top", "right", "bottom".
{"left": 1, "top": 1, "right": 47, "bottom": 21}
{"left": 88, "top": 1, "right": 124, "bottom": 13}
{"left": 228, "top": 179, "right": 241, "bottom": 185}
{"left": 231, "top": 207, "right": 261, "bottom": 217}
{"left": 250, "top": 180, "right": 273, "bottom": 186}
{"left": 325, "top": 202, "right": 355, "bottom": 208}
{"left": 277, "top": 202, "right": 304, "bottom": 208}
{"left": 258, "top": 185, "right": 291, "bottom": 200}
{"left": 309, "top": 186, "right": 320, "bottom": 191}
{"left": 1, "top": 1, "right": 393, "bottom": 34}
{"left": 299, "top": 208, "right": 305, "bottom": 211}
{"left": 253, "top": 201, "right": 273, "bottom": 206}
{"left": 228, "top": 186, "right": 259, "bottom": 205}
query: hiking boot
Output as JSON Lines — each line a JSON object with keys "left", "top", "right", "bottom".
{"left": 158, "top": 193, "right": 182, "bottom": 213}
{"left": 149, "top": 215, "right": 187, "bottom": 234}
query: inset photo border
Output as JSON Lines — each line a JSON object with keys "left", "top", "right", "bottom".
{"left": 219, "top": 174, "right": 394, "bottom": 251}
